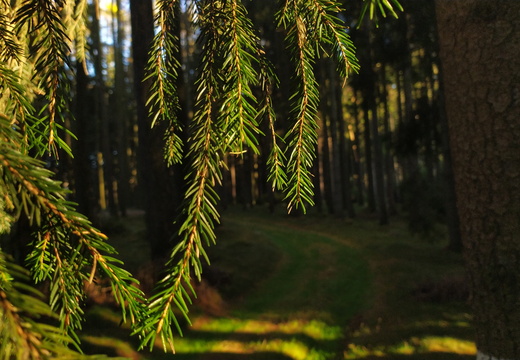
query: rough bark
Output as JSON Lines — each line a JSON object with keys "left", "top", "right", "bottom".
{"left": 436, "top": 0, "right": 520, "bottom": 357}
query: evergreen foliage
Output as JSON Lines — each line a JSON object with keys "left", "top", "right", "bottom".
{"left": 0, "top": 0, "right": 401, "bottom": 357}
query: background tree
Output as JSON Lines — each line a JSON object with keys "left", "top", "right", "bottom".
{"left": 435, "top": 0, "right": 520, "bottom": 358}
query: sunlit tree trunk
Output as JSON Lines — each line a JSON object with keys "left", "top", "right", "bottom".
{"left": 436, "top": 0, "right": 520, "bottom": 357}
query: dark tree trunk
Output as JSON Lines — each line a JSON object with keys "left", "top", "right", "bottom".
{"left": 380, "top": 65, "right": 397, "bottom": 216}
{"left": 431, "top": 7, "right": 462, "bottom": 253}
{"left": 351, "top": 99, "right": 365, "bottom": 206}
{"left": 335, "top": 78, "right": 355, "bottom": 218}
{"left": 113, "top": 0, "right": 130, "bottom": 217}
{"left": 92, "top": 0, "right": 117, "bottom": 216}
{"left": 327, "top": 59, "right": 348, "bottom": 218}
{"left": 370, "top": 101, "right": 388, "bottom": 225}
{"left": 319, "top": 82, "right": 336, "bottom": 215}
{"left": 130, "top": 0, "right": 178, "bottom": 259}
{"left": 399, "top": 14, "right": 420, "bottom": 181}
{"left": 436, "top": 0, "right": 520, "bottom": 357}
{"left": 73, "top": 61, "right": 95, "bottom": 219}
{"left": 362, "top": 99, "right": 376, "bottom": 213}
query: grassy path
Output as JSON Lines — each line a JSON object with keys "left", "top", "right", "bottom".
{"left": 82, "top": 206, "right": 476, "bottom": 359}
{"left": 166, "top": 213, "right": 371, "bottom": 360}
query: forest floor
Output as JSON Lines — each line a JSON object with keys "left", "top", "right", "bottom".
{"left": 82, "top": 205, "right": 476, "bottom": 359}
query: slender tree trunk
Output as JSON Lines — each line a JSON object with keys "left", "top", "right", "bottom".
{"left": 336, "top": 82, "right": 355, "bottom": 218}
{"left": 400, "top": 14, "right": 419, "bottom": 181}
{"left": 328, "top": 59, "right": 350, "bottom": 217}
{"left": 381, "top": 65, "right": 397, "bottom": 216}
{"left": 394, "top": 69, "right": 404, "bottom": 202}
{"left": 370, "top": 98, "right": 388, "bottom": 225}
{"left": 362, "top": 100, "right": 376, "bottom": 213}
{"left": 92, "top": 0, "right": 117, "bottom": 216}
{"left": 320, "top": 108, "right": 334, "bottom": 214}
{"left": 363, "top": 41, "right": 388, "bottom": 225}
{"left": 73, "top": 61, "right": 95, "bottom": 219}
{"left": 113, "top": 0, "right": 130, "bottom": 217}
{"left": 351, "top": 98, "right": 365, "bottom": 206}
{"left": 436, "top": 0, "right": 520, "bottom": 357}
{"left": 130, "top": 0, "right": 177, "bottom": 259}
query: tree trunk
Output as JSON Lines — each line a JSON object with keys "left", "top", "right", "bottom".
{"left": 380, "top": 65, "right": 397, "bottom": 216}
{"left": 73, "top": 61, "right": 95, "bottom": 219}
{"left": 351, "top": 98, "right": 365, "bottom": 206}
{"left": 92, "top": 0, "right": 117, "bottom": 216}
{"left": 436, "top": 0, "right": 520, "bottom": 357}
{"left": 328, "top": 59, "right": 350, "bottom": 218}
{"left": 362, "top": 99, "right": 376, "bottom": 213}
{"left": 130, "top": 0, "right": 178, "bottom": 259}
{"left": 336, "top": 79, "right": 355, "bottom": 218}
{"left": 113, "top": 0, "right": 131, "bottom": 217}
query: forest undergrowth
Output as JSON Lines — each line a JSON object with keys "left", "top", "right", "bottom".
{"left": 82, "top": 205, "right": 475, "bottom": 360}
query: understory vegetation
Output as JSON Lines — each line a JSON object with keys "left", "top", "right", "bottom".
{"left": 81, "top": 205, "right": 474, "bottom": 360}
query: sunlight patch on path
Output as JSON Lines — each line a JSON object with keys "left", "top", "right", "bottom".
{"left": 170, "top": 315, "right": 343, "bottom": 359}
{"left": 192, "top": 316, "right": 342, "bottom": 340}
{"left": 344, "top": 335, "right": 476, "bottom": 358}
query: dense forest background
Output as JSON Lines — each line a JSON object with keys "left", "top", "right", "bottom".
{"left": 51, "top": 0, "right": 459, "bottom": 252}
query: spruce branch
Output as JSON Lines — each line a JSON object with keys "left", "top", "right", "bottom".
{"left": 218, "top": 0, "right": 263, "bottom": 155}
{"left": 63, "top": 0, "right": 89, "bottom": 63}
{"left": 0, "top": 6, "right": 22, "bottom": 61}
{"left": 278, "top": 1, "right": 320, "bottom": 213}
{"left": 145, "top": 0, "right": 183, "bottom": 166}
{"left": 14, "top": 0, "right": 74, "bottom": 157}
{"left": 135, "top": 1, "right": 230, "bottom": 352}
{"left": 358, "top": 0, "right": 403, "bottom": 26}
{"left": 258, "top": 62, "right": 287, "bottom": 191}
{"left": 0, "top": 66, "right": 34, "bottom": 127}
{"left": 0, "top": 251, "right": 118, "bottom": 360}
{"left": 309, "top": 0, "right": 360, "bottom": 79}
{"left": 0, "top": 116, "right": 146, "bottom": 346}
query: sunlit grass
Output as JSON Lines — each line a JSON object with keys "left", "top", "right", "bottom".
{"left": 419, "top": 336, "right": 476, "bottom": 353}
{"left": 192, "top": 317, "right": 342, "bottom": 340}
{"left": 345, "top": 335, "right": 476, "bottom": 358}
{"left": 170, "top": 315, "right": 343, "bottom": 359}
